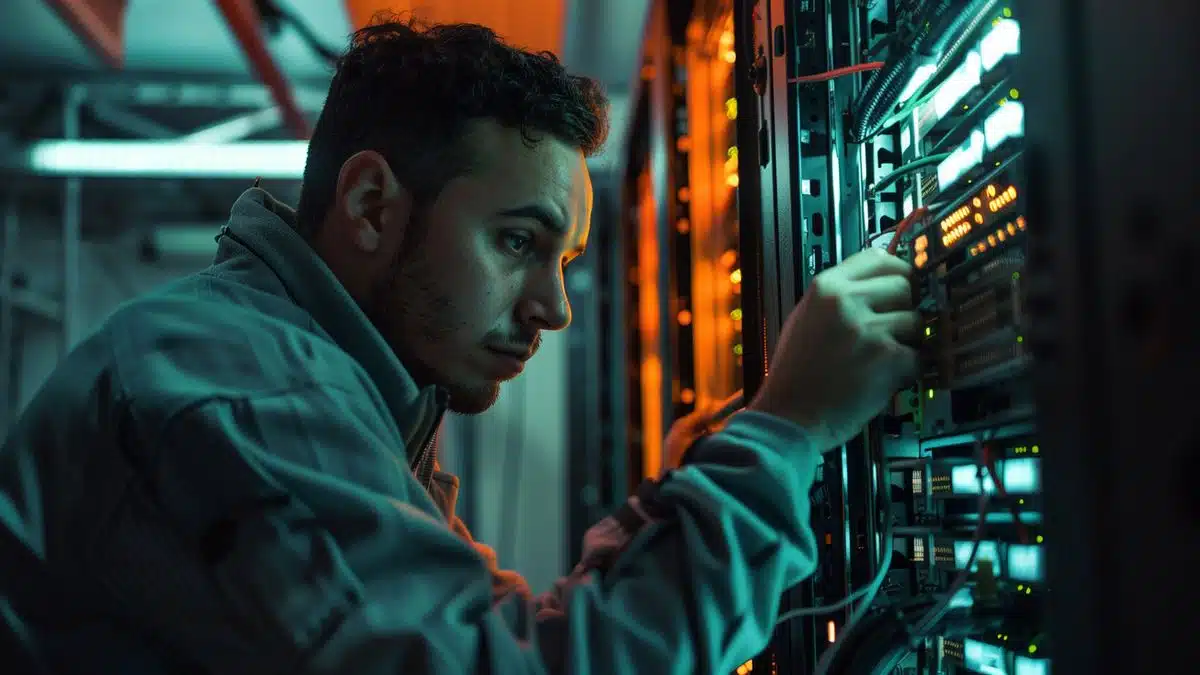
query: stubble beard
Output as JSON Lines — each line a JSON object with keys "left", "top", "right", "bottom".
{"left": 366, "top": 251, "right": 501, "bottom": 415}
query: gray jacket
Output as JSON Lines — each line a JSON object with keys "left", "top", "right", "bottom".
{"left": 0, "top": 188, "right": 823, "bottom": 674}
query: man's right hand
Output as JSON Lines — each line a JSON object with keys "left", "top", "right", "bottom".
{"left": 748, "top": 247, "right": 920, "bottom": 452}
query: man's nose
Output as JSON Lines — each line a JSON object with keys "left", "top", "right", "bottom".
{"left": 518, "top": 273, "right": 571, "bottom": 331}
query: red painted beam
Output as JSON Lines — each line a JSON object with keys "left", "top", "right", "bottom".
{"left": 42, "top": 0, "right": 127, "bottom": 69}
{"left": 213, "top": 0, "right": 312, "bottom": 140}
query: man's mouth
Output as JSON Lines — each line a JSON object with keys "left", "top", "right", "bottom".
{"left": 484, "top": 347, "right": 528, "bottom": 378}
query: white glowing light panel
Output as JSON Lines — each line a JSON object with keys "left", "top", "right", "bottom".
{"left": 950, "top": 457, "right": 1040, "bottom": 495}
{"left": 936, "top": 102, "right": 1025, "bottom": 190}
{"left": 26, "top": 140, "right": 310, "bottom": 179}
{"left": 981, "top": 19, "right": 1021, "bottom": 71}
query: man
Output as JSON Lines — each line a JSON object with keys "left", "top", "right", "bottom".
{"left": 0, "top": 18, "right": 919, "bottom": 674}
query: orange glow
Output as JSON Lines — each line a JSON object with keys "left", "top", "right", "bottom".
{"left": 637, "top": 170, "right": 664, "bottom": 479}
{"left": 344, "top": 0, "right": 565, "bottom": 55}
{"left": 683, "top": 9, "right": 741, "bottom": 414}
{"left": 678, "top": 310, "right": 693, "bottom": 326}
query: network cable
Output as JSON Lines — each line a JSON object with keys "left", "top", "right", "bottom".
{"left": 778, "top": 446, "right": 895, "bottom": 625}
{"left": 876, "top": 0, "right": 1001, "bottom": 131}
{"left": 790, "top": 62, "right": 885, "bottom": 84}
{"left": 812, "top": 438, "right": 994, "bottom": 675}
{"left": 255, "top": 0, "right": 341, "bottom": 64}
{"left": 886, "top": 206, "right": 930, "bottom": 255}
{"left": 908, "top": 438, "right": 993, "bottom": 640}
{"left": 868, "top": 153, "right": 951, "bottom": 197}
{"left": 849, "top": 0, "right": 995, "bottom": 143}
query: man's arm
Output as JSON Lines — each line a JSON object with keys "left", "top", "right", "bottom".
{"left": 88, "top": 383, "right": 820, "bottom": 674}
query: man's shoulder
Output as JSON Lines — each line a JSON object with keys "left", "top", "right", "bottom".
{"left": 102, "top": 273, "right": 370, "bottom": 415}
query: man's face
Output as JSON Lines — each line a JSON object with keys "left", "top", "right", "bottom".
{"left": 322, "top": 121, "right": 592, "bottom": 414}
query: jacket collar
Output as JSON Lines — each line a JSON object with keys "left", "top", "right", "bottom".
{"left": 214, "top": 188, "right": 445, "bottom": 461}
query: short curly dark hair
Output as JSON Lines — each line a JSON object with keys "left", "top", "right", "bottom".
{"left": 295, "top": 16, "right": 610, "bottom": 237}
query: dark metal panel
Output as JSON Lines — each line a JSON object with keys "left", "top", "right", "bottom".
{"left": 732, "top": 0, "right": 768, "bottom": 399}
{"left": 1023, "top": 0, "right": 1200, "bottom": 673}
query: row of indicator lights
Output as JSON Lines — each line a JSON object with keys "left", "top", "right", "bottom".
{"left": 991, "top": 630, "right": 1042, "bottom": 656}
{"left": 940, "top": 183, "right": 1018, "bottom": 233}
{"left": 943, "top": 220, "right": 973, "bottom": 249}
{"left": 988, "top": 183, "right": 1018, "bottom": 212}
{"left": 969, "top": 216, "right": 1027, "bottom": 256}
{"left": 941, "top": 204, "right": 974, "bottom": 233}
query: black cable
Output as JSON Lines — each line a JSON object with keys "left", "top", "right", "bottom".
{"left": 849, "top": 0, "right": 990, "bottom": 143}
{"left": 255, "top": 0, "right": 341, "bottom": 65}
{"left": 867, "top": 153, "right": 951, "bottom": 197}
{"left": 847, "top": 0, "right": 944, "bottom": 143}
{"left": 876, "top": 0, "right": 1000, "bottom": 131}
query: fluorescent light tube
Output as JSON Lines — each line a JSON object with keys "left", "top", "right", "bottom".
{"left": 25, "top": 140, "right": 309, "bottom": 179}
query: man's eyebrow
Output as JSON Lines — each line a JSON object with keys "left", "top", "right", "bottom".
{"left": 497, "top": 205, "right": 567, "bottom": 235}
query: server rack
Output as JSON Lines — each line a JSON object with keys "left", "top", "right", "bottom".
{"left": 613, "top": 0, "right": 1196, "bottom": 672}
{"left": 737, "top": 0, "right": 1066, "bottom": 673}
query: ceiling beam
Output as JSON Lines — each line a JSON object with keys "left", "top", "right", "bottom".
{"left": 41, "top": 0, "right": 128, "bottom": 69}
{"left": 212, "top": 0, "right": 311, "bottom": 139}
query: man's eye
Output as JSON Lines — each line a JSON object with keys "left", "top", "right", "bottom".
{"left": 502, "top": 231, "right": 533, "bottom": 254}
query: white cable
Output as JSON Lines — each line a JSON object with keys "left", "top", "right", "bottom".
{"left": 776, "top": 520, "right": 894, "bottom": 624}
{"left": 810, "top": 436, "right": 992, "bottom": 675}
{"left": 909, "top": 438, "right": 993, "bottom": 638}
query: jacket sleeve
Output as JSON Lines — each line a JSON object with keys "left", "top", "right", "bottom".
{"left": 89, "top": 382, "right": 821, "bottom": 675}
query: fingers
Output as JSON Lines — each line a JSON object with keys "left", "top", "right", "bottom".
{"left": 836, "top": 247, "right": 914, "bottom": 282}
{"left": 874, "top": 310, "right": 922, "bottom": 345}
{"left": 852, "top": 275, "right": 915, "bottom": 313}
{"left": 887, "top": 342, "right": 920, "bottom": 382}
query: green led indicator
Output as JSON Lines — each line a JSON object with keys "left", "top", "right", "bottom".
{"left": 1016, "top": 335, "right": 1024, "bottom": 343}
{"left": 1012, "top": 271, "right": 1020, "bottom": 279}
{"left": 925, "top": 326, "right": 932, "bottom": 336}
{"left": 927, "top": 389, "right": 935, "bottom": 399}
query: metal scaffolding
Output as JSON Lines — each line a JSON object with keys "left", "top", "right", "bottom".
{"left": 0, "top": 86, "right": 83, "bottom": 430}
{"left": 0, "top": 79, "right": 326, "bottom": 433}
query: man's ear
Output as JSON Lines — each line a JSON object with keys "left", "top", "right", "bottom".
{"left": 333, "top": 150, "right": 412, "bottom": 258}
